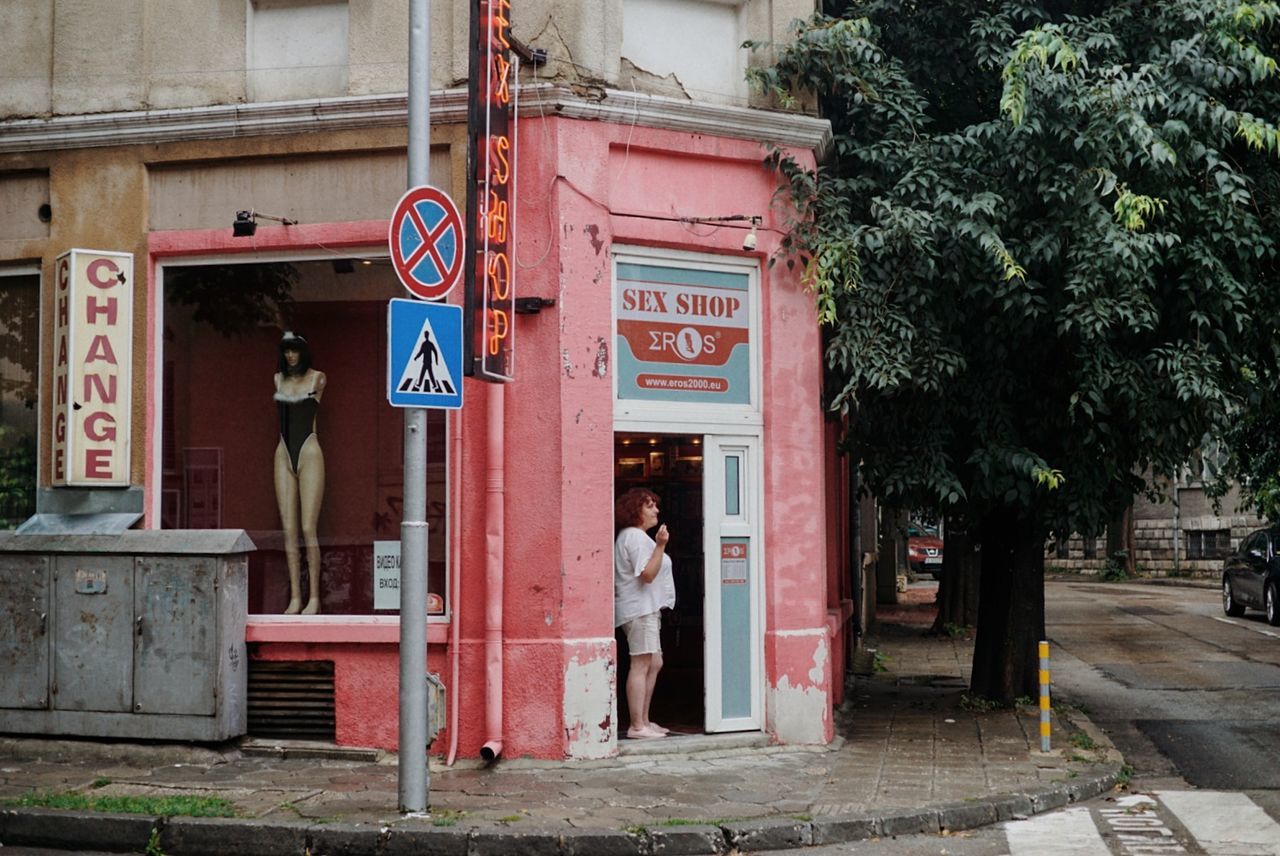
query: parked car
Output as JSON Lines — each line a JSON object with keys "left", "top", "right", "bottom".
{"left": 1222, "top": 526, "right": 1280, "bottom": 625}
{"left": 907, "top": 524, "right": 944, "bottom": 576}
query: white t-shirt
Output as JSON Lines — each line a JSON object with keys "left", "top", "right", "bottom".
{"left": 614, "top": 526, "right": 675, "bottom": 627}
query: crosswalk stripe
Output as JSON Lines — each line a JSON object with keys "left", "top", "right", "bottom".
{"left": 1156, "top": 790, "right": 1280, "bottom": 855}
{"left": 1005, "top": 806, "right": 1111, "bottom": 855}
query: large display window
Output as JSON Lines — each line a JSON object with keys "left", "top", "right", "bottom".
{"left": 0, "top": 268, "right": 39, "bottom": 529}
{"left": 160, "top": 257, "right": 447, "bottom": 616}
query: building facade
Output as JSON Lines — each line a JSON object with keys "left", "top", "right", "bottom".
{"left": 0, "top": 0, "right": 851, "bottom": 760}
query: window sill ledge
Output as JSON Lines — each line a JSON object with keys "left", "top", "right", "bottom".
{"left": 247, "top": 615, "right": 449, "bottom": 645}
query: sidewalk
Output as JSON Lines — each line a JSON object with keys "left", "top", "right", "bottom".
{"left": 0, "top": 591, "right": 1123, "bottom": 855}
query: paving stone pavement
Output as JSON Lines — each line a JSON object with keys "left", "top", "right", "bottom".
{"left": 0, "top": 598, "right": 1124, "bottom": 854}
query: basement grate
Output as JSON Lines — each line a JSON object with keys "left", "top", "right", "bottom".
{"left": 247, "top": 659, "right": 336, "bottom": 740}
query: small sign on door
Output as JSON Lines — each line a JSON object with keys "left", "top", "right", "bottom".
{"left": 721, "top": 540, "right": 748, "bottom": 585}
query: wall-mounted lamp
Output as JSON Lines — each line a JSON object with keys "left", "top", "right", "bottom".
{"left": 742, "top": 216, "right": 761, "bottom": 251}
{"left": 232, "top": 209, "right": 297, "bottom": 238}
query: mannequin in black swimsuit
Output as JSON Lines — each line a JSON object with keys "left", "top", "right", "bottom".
{"left": 274, "top": 333, "right": 326, "bottom": 615}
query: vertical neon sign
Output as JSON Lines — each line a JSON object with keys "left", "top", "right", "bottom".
{"left": 464, "top": 0, "right": 517, "bottom": 381}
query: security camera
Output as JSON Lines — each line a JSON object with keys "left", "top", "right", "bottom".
{"left": 742, "top": 230, "right": 758, "bottom": 251}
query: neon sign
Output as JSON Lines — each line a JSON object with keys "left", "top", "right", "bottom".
{"left": 464, "top": 0, "right": 517, "bottom": 381}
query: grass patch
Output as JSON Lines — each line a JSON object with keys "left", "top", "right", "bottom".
{"left": 1, "top": 790, "right": 236, "bottom": 818}
{"left": 959, "top": 693, "right": 1003, "bottom": 713}
{"left": 1069, "top": 732, "right": 1097, "bottom": 751}
{"left": 1116, "top": 764, "right": 1134, "bottom": 789}
{"left": 90, "top": 777, "right": 112, "bottom": 790}
{"left": 496, "top": 814, "right": 523, "bottom": 824}
{"left": 431, "top": 808, "right": 467, "bottom": 828}
{"left": 656, "top": 817, "right": 735, "bottom": 827}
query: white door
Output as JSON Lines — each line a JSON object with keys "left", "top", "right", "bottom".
{"left": 703, "top": 434, "right": 762, "bottom": 732}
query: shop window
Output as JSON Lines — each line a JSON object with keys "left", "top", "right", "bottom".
{"left": 1186, "top": 529, "right": 1231, "bottom": 560}
{"left": 0, "top": 269, "right": 39, "bottom": 529}
{"left": 622, "top": 0, "right": 748, "bottom": 105}
{"left": 161, "top": 258, "right": 447, "bottom": 617}
{"left": 247, "top": 0, "right": 349, "bottom": 102}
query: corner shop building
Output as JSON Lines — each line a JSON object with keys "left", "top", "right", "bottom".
{"left": 0, "top": 2, "right": 855, "bottom": 760}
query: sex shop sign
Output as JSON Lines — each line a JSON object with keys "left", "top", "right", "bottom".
{"left": 52, "top": 249, "right": 133, "bottom": 486}
{"left": 615, "top": 261, "right": 752, "bottom": 406}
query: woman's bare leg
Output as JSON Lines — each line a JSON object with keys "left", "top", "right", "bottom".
{"left": 643, "top": 649, "right": 664, "bottom": 731}
{"left": 627, "top": 654, "right": 652, "bottom": 732}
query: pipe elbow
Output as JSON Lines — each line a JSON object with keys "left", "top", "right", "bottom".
{"left": 480, "top": 740, "right": 503, "bottom": 763}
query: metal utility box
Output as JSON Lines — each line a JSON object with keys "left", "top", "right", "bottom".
{"left": 0, "top": 530, "right": 251, "bottom": 741}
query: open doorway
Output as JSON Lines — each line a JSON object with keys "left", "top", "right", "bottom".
{"left": 614, "top": 432, "right": 705, "bottom": 735}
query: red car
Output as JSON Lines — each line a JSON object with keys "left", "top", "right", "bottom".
{"left": 908, "top": 525, "right": 944, "bottom": 576}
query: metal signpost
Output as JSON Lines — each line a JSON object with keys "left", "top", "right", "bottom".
{"left": 395, "top": 0, "right": 467, "bottom": 815}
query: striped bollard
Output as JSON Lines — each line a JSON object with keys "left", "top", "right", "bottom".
{"left": 1038, "top": 640, "right": 1051, "bottom": 752}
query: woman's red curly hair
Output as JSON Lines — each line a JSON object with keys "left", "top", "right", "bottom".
{"left": 615, "top": 487, "right": 659, "bottom": 529}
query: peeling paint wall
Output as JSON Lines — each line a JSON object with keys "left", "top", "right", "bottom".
{"left": 766, "top": 630, "right": 833, "bottom": 744}
{"left": 562, "top": 643, "right": 615, "bottom": 759}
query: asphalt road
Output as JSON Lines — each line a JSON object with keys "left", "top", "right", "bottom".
{"left": 1046, "top": 577, "right": 1280, "bottom": 792}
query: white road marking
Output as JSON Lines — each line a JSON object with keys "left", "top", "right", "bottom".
{"left": 1210, "top": 616, "right": 1280, "bottom": 639}
{"left": 1005, "top": 806, "right": 1111, "bottom": 854}
{"left": 1156, "top": 791, "right": 1280, "bottom": 855}
{"left": 1099, "top": 795, "right": 1189, "bottom": 854}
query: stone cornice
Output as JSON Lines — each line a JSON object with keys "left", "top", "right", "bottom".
{"left": 0, "top": 85, "right": 830, "bottom": 158}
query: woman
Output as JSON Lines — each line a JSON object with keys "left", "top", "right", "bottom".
{"left": 274, "top": 332, "right": 326, "bottom": 615}
{"left": 614, "top": 487, "right": 676, "bottom": 739}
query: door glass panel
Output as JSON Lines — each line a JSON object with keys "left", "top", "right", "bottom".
{"left": 724, "top": 454, "right": 740, "bottom": 517}
{"left": 719, "top": 536, "right": 751, "bottom": 719}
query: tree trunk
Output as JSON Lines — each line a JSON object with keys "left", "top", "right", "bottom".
{"left": 930, "top": 521, "right": 980, "bottom": 634}
{"left": 1106, "top": 504, "right": 1136, "bottom": 575}
{"left": 969, "top": 506, "right": 1046, "bottom": 704}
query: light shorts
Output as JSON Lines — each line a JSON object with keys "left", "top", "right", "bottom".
{"left": 621, "top": 611, "right": 661, "bottom": 656}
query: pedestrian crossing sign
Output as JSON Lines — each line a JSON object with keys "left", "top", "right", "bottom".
{"left": 387, "top": 298, "right": 464, "bottom": 409}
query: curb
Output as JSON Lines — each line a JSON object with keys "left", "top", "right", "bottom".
{"left": 0, "top": 768, "right": 1122, "bottom": 855}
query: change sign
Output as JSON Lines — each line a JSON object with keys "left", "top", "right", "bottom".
{"left": 52, "top": 249, "right": 133, "bottom": 486}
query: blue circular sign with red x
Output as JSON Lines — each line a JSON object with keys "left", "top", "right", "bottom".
{"left": 388, "top": 185, "right": 465, "bottom": 300}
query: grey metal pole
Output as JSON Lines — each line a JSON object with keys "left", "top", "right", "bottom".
{"left": 400, "top": 0, "right": 431, "bottom": 814}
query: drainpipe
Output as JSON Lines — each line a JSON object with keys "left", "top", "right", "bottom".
{"left": 446, "top": 408, "right": 464, "bottom": 766}
{"left": 480, "top": 383, "right": 505, "bottom": 762}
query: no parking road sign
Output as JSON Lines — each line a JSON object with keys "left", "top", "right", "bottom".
{"left": 388, "top": 298, "right": 464, "bottom": 409}
{"left": 389, "top": 186, "right": 465, "bottom": 300}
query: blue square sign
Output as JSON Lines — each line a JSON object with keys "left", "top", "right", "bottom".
{"left": 387, "top": 299, "right": 464, "bottom": 409}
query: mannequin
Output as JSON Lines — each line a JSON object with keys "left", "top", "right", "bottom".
{"left": 273, "top": 332, "right": 326, "bottom": 615}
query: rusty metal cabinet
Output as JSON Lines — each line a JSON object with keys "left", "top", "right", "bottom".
{"left": 0, "top": 531, "right": 251, "bottom": 741}
{"left": 0, "top": 555, "right": 50, "bottom": 710}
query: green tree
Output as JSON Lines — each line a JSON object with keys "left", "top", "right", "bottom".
{"left": 753, "top": 0, "right": 1280, "bottom": 701}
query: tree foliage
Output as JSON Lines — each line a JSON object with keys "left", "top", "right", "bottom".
{"left": 755, "top": 0, "right": 1280, "bottom": 538}
{"left": 752, "top": 0, "right": 1280, "bottom": 699}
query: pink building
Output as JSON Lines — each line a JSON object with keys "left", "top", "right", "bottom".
{"left": 0, "top": 1, "right": 856, "bottom": 760}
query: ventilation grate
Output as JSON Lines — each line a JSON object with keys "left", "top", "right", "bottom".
{"left": 247, "top": 659, "right": 336, "bottom": 740}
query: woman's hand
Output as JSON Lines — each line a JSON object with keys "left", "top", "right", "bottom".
{"left": 655, "top": 524, "right": 669, "bottom": 546}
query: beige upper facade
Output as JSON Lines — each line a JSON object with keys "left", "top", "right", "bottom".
{"left": 1, "top": 0, "right": 814, "bottom": 119}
